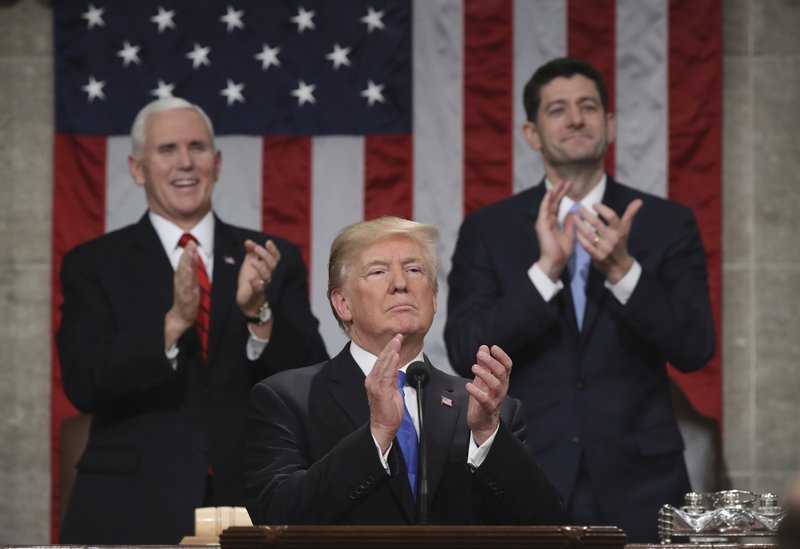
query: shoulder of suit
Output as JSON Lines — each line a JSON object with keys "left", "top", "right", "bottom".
{"left": 461, "top": 186, "right": 541, "bottom": 227}
{"left": 216, "top": 218, "right": 303, "bottom": 256}
{"left": 611, "top": 180, "right": 694, "bottom": 217}
{"left": 62, "top": 220, "right": 146, "bottom": 261}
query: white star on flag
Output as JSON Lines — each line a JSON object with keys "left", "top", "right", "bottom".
{"left": 220, "top": 79, "right": 245, "bottom": 106}
{"left": 81, "top": 76, "right": 106, "bottom": 102}
{"left": 116, "top": 41, "right": 142, "bottom": 67}
{"left": 291, "top": 80, "right": 316, "bottom": 106}
{"left": 291, "top": 6, "right": 316, "bottom": 33}
{"left": 325, "top": 43, "right": 352, "bottom": 70}
{"left": 81, "top": 3, "right": 106, "bottom": 30}
{"left": 186, "top": 43, "right": 211, "bottom": 69}
{"left": 360, "top": 80, "right": 385, "bottom": 106}
{"left": 150, "top": 7, "right": 176, "bottom": 33}
{"left": 150, "top": 79, "right": 175, "bottom": 99}
{"left": 360, "top": 6, "right": 385, "bottom": 33}
{"left": 254, "top": 44, "right": 281, "bottom": 71}
{"left": 220, "top": 6, "right": 245, "bottom": 33}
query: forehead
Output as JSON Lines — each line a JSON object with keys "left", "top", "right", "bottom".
{"left": 144, "top": 108, "right": 211, "bottom": 143}
{"left": 355, "top": 234, "right": 423, "bottom": 264}
{"left": 539, "top": 74, "right": 602, "bottom": 106}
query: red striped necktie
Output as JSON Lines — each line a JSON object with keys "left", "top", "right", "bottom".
{"left": 178, "top": 233, "right": 211, "bottom": 361}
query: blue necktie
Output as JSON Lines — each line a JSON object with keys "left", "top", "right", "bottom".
{"left": 568, "top": 204, "right": 591, "bottom": 330}
{"left": 396, "top": 371, "right": 418, "bottom": 500}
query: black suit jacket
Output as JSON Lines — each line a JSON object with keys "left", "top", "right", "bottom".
{"left": 445, "top": 179, "right": 715, "bottom": 542}
{"left": 57, "top": 214, "right": 328, "bottom": 544}
{"left": 245, "top": 344, "right": 564, "bottom": 526}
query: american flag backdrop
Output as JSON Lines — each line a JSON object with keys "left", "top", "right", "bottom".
{"left": 51, "top": 0, "right": 721, "bottom": 540}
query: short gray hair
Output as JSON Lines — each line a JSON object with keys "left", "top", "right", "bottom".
{"left": 130, "top": 97, "right": 215, "bottom": 158}
{"left": 327, "top": 216, "right": 439, "bottom": 334}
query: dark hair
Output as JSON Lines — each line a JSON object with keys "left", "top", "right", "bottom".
{"left": 523, "top": 57, "right": 609, "bottom": 122}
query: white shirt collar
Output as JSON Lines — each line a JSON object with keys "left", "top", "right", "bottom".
{"left": 349, "top": 340, "right": 424, "bottom": 383}
{"left": 149, "top": 210, "right": 215, "bottom": 277}
{"left": 544, "top": 175, "right": 607, "bottom": 226}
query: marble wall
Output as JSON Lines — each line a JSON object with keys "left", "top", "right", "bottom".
{"left": 0, "top": 0, "right": 797, "bottom": 543}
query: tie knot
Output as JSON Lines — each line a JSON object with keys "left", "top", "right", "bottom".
{"left": 397, "top": 370, "right": 406, "bottom": 390}
{"left": 178, "top": 233, "right": 197, "bottom": 248}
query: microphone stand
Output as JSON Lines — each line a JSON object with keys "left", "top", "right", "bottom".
{"left": 407, "top": 360, "right": 430, "bottom": 525}
{"left": 414, "top": 375, "right": 428, "bottom": 525}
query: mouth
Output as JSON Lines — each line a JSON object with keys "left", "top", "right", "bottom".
{"left": 172, "top": 178, "right": 199, "bottom": 188}
{"left": 388, "top": 303, "right": 415, "bottom": 312}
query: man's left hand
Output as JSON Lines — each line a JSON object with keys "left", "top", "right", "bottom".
{"left": 575, "top": 199, "right": 643, "bottom": 284}
{"left": 467, "top": 345, "right": 512, "bottom": 446}
{"left": 237, "top": 239, "right": 281, "bottom": 335}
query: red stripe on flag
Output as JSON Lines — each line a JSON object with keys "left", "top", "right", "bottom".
{"left": 567, "top": 0, "right": 617, "bottom": 175}
{"left": 51, "top": 134, "right": 107, "bottom": 541}
{"left": 262, "top": 136, "right": 313, "bottom": 273}
{"left": 364, "top": 134, "right": 413, "bottom": 220}
{"left": 463, "top": 0, "right": 513, "bottom": 216}
{"left": 667, "top": 0, "right": 722, "bottom": 422}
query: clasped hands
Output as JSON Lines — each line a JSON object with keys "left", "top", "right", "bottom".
{"left": 366, "top": 334, "right": 512, "bottom": 453}
{"left": 535, "top": 180, "right": 643, "bottom": 284}
{"left": 164, "top": 238, "right": 281, "bottom": 348}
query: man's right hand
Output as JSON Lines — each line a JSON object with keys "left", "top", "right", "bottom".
{"left": 365, "top": 334, "right": 405, "bottom": 453}
{"left": 164, "top": 239, "right": 200, "bottom": 349}
{"left": 535, "top": 179, "right": 575, "bottom": 281}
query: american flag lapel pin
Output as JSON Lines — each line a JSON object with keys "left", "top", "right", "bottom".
{"left": 441, "top": 395, "right": 453, "bottom": 407}
{"left": 224, "top": 255, "right": 235, "bottom": 265}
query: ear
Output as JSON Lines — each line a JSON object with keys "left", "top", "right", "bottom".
{"left": 128, "top": 155, "right": 146, "bottom": 187}
{"left": 330, "top": 288, "right": 352, "bottom": 324}
{"left": 213, "top": 149, "right": 222, "bottom": 181}
{"left": 522, "top": 121, "right": 542, "bottom": 151}
{"left": 606, "top": 111, "right": 617, "bottom": 146}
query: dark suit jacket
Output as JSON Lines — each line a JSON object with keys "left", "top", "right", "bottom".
{"left": 57, "top": 214, "right": 328, "bottom": 544}
{"left": 445, "top": 179, "right": 715, "bottom": 542}
{"left": 244, "top": 344, "right": 564, "bottom": 526}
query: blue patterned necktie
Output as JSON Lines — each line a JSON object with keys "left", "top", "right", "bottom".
{"left": 568, "top": 204, "right": 591, "bottom": 330}
{"left": 396, "top": 370, "right": 418, "bottom": 500}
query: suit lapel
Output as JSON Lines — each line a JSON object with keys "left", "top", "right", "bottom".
{"left": 420, "top": 358, "right": 462, "bottom": 504}
{"left": 326, "top": 345, "right": 371, "bottom": 429}
{"left": 131, "top": 215, "right": 175, "bottom": 313}
{"left": 207, "top": 218, "right": 242, "bottom": 363}
{"left": 579, "top": 179, "right": 627, "bottom": 345}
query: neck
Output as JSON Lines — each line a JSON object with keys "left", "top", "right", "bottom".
{"left": 353, "top": 332, "right": 425, "bottom": 365}
{"left": 545, "top": 163, "right": 605, "bottom": 202}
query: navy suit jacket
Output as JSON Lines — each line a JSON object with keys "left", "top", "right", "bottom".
{"left": 445, "top": 178, "right": 715, "bottom": 542}
{"left": 244, "top": 344, "right": 564, "bottom": 526}
{"left": 57, "top": 214, "right": 328, "bottom": 544}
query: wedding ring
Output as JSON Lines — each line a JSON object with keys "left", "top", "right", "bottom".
{"left": 592, "top": 235, "right": 600, "bottom": 245}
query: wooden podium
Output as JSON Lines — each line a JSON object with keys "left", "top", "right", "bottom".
{"left": 220, "top": 525, "right": 627, "bottom": 548}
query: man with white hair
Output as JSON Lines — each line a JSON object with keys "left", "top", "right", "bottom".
{"left": 57, "top": 97, "right": 327, "bottom": 543}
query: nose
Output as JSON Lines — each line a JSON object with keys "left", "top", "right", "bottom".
{"left": 388, "top": 267, "right": 409, "bottom": 293}
{"left": 566, "top": 105, "right": 585, "bottom": 127}
{"left": 176, "top": 147, "right": 193, "bottom": 169}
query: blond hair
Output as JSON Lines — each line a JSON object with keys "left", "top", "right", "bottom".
{"left": 328, "top": 216, "right": 439, "bottom": 334}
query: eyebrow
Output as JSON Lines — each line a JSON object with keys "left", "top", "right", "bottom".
{"left": 361, "top": 256, "right": 424, "bottom": 271}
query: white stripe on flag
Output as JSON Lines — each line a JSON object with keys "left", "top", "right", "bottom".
{"left": 214, "top": 136, "right": 262, "bottom": 231}
{"left": 513, "top": 0, "right": 566, "bottom": 194}
{"left": 311, "top": 136, "right": 365, "bottom": 355}
{"left": 412, "top": 0, "right": 463, "bottom": 372}
{"left": 615, "top": 0, "right": 668, "bottom": 198}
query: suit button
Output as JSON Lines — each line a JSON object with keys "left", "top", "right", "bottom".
{"left": 576, "top": 380, "right": 585, "bottom": 390}
{"left": 570, "top": 436, "right": 581, "bottom": 445}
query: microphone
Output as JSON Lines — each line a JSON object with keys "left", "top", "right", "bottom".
{"left": 406, "top": 360, "right": 430, "bottom": 525}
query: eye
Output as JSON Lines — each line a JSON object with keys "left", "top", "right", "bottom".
{"left": 366, "top": 268, "right": 386, "bottom": 279}
{"left": 190, "top": 142, "right": 208, "bottom": 153}
{"left": 405, "top": 265, "right": 424, "bottom": 276}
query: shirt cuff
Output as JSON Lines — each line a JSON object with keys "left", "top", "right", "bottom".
{"left": 165, "top": 343, "right": 179, "bottom": 371}
{"left": 372, "top": 434, "right": 392, "bottom": 474}
{"left": 604, "top": 260, "right": 641, "bottom": 305}
{"left": 246, "top": 325, "right": 270, "bottom": 360}
{"left": 528, "top": 262, "right": 564, "bottom": 302}
{"left": 467, "top": 424, "right": 500, "bottom": 470}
